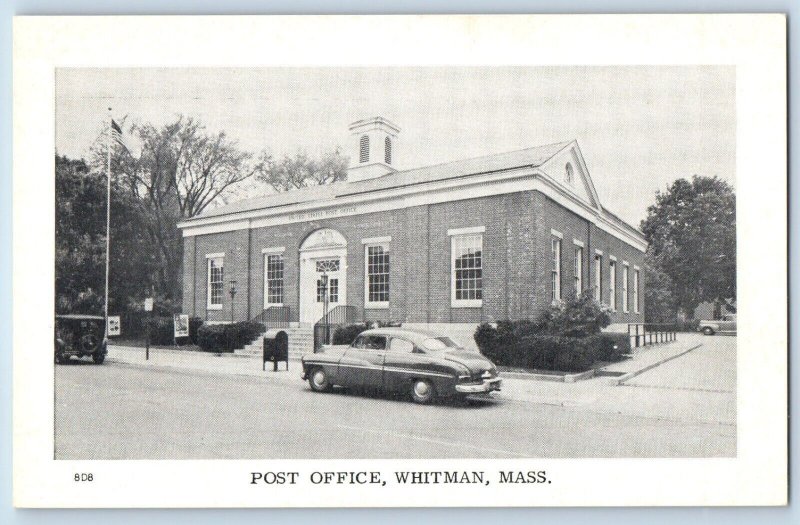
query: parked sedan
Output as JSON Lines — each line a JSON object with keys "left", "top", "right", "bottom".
{"left": 301, "top": 327, "right": 501, "bottom": 404}
{"left": 698, "top": 314, "right": 737, "bottom": 335}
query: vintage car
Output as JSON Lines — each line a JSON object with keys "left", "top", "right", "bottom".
{"left": 54, "top": 314, "right": 108, "bottom": 364}
{"left": 301, "top": 327, "right": 501, "bottom": 404}
{"left": 698, "top": 314, "right": 737, "bottom": 336}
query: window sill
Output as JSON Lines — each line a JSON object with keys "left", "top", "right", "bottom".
{"left": 365, "top": 303, "right": 389, "bottom": 310}
{"left": 207, "top": 304, "right": 223, "bottom": 311}
{"left": 451, "top": 300, "right": 483, "bottom": 309}
{"left": 264, "top": 303, "right": 284, "bottom": 308}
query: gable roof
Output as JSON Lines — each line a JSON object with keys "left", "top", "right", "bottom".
{"left": 189, "top": 141, "right": 572, "bottom": 221}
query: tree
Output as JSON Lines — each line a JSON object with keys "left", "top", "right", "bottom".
{"left": 93, "top": 116, "right": 255, "bottom": 305}
{"left": 640, "top": 175, "right": 736, "bottom": 317}
{"left": 642, "top": 252, "right": 677, "bottom": 323}
{"left": 254, "top": 148, "right": 349, "bottom": 192}
{"left": 55, "top": 154, "right": 158, "bottom": 314}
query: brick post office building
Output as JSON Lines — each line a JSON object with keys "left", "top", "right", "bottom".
{"left": 178, "top": 117, "right": 646, "bottom": 353}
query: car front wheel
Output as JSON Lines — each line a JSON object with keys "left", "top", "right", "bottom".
{"left": 410, "top": 379, "right": 435, "bottom": 404}
{"left": 309, "top": 367, "right": 333, "bottom": 392}
{"left": 92, "top": 353, "right": 105, "bottom": 364}
{"left": 702, "top": 327, "right": 715, "bottom": 336}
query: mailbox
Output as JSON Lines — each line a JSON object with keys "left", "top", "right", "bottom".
{"left": 263, "top": 329, "right": 289, "bottom": 372}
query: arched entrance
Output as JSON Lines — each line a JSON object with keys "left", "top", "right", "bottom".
{"left": 299, "top": 228, "right": 347, "bottom": 325}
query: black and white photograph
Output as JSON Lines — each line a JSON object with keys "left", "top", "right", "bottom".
{"left": 53, "top": 65, "right": 737, "bottom": 459}
{"left": 12, "top": 14, "right": 786, "bottom": 508}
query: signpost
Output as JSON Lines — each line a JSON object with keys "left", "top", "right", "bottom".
{"left": 144, "top": 297, "right": 153, "bottom": 360}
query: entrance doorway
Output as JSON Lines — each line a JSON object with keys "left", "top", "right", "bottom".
{"left": 299, "top": 229, "right": 347, "bottom": 325}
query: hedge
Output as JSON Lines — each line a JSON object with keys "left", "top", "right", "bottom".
{"left": 474, "top": 322, "right": 630, "bottom": 372}
{"left": 197, "top": 321, "right": 265, "bottom": 353}
{"left": 332, "top": 324, "right": 369, "bottom": 345}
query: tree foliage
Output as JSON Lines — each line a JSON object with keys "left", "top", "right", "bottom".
{"left": 91, "top": 116, "right": 255, "bottom": 305}
{"left": 55, "top": 155, "right": 158, "bottom": 314}
{"left": 254, "top": 148, "right": 349, "bottom": 192}
{"left": 640, "top": 175, "right": 736, "bottom": 317}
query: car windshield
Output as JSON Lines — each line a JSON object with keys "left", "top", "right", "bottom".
{"left": 421, "top": 337, "right": 460, "bottom": 351}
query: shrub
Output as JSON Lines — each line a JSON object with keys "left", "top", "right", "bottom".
{"left": 197, "top": 324, "right": 228, "bottom": 352}
{"left": 197, "top": 321, "right": 265, "bottom": 353}
{"left": 145, "top": 316, "right": 176, "bottom": 345}
{"left": 474, "top": 323, "right": 628, "bottom": 372}
{"left": 539, "top": 293, "right": 611, "bottom": 337}
{"left": 332, "top": 323, "right": 369, "bottom": 345}
{"left": 188, "top": 317, "right": 203, "bottom": 345}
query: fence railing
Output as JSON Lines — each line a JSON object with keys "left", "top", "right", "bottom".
{"left": 314, "top": 305, "right": 360, "bottom": 351}
{"left": 627, "top": 323, "right": 677, "bottom": 349}
{"left": 251, "top": 305, "right": 291, "bottom": 328}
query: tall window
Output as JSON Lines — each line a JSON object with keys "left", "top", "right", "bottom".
{"left": 551, "top": 237, "right": 562, "bottom": 302}
{"left": 359, "top": 135, "right": 370, "bottom": 163}
{"left": 207, "top": 255, "right": 224, "bottom": 309}
{"left": 609, "top": 259, "right": 617, "bottom": 311}
{"left": 574, "top": 246, "right": 583, "bottom": 295}
{"left": 622, "top": 264, "right": 630, "bottom": 312}
{"left": 633, "top": 268, "right": 640, "bottom": 313}
{"left": 365, "top": 244, "right": 390, "bottom": 306}
{"left": 451, "top": 233, "right": 483, "bottom": 306}
{"left": 384, "top": 137, "right": 392, "bottom": 164}
{"left": 594, "top": 254, "right": 602, "bottom": 302}
{"left": 264, "top": 254, "right": 284, "bottom": 305}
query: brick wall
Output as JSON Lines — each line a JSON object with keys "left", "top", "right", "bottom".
{"left": 182, "top": 189, "right": 644, "bottom": 327}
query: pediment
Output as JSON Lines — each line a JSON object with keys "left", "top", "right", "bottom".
{"left": 540, "top": 142, "right": 601, "bottom": 211}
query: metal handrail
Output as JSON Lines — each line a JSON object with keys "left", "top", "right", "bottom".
{"left": 314, "top": 305, "right": 361, "bottom": 351}
{"left": 628, "top": 322, "right": 677, "bottom": 348}
{"left": 251, "top": 305, "right": 291, "bottom": 328}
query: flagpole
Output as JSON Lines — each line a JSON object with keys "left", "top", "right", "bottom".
{"left": 104, "top": 108, "right": 112, "bottom": 336}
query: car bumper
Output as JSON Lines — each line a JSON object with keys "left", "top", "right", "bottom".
{"left": 455, "top": 378, "right": 502, "bottom": 393}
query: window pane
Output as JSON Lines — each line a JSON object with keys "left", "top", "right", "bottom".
{"left": 367, "top": 245, "right": 390, "bottom": 303}
{"left": 208, "top": 257, "right": 224, "bottom": 305}
{"left": 453, "top": 234, "right": 483, "bottom": 301}
{"left": 266, "top": 254, "right": 283, "bottom": 304}
{"left": 389, "top": 338, "right": 414, "bottom": 353}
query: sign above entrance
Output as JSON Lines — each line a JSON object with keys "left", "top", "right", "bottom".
{"left": 300, "top": 228, "right": 347, "bottom": 252}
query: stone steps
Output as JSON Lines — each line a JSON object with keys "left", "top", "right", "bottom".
{"left": 234, "top": 326, "right": 315, "bottom": 359}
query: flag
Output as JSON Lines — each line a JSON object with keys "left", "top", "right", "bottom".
{"left": 110, "top": 118, "right": 130, "bottom": 153}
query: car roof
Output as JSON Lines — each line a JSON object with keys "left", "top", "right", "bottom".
{"left": 358, "top": 327, "right": 458, "bottom": 345}
{"left": 56, "top": 314, "right": 105, "bottom": 321}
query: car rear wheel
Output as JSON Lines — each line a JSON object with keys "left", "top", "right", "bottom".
{"left": 92, "top": 353, "right": 105, "bottom": 364}
{"left": 55, "top": 353, "right": 67, "bottom": 364}
{"left": 702, "top": 327, "right": 715, "bottom": 336}
{"left": 410, "top": 379, "right": 435, "bottom": 404}
{"left": 309, "top": 367, "right": 333, "bottom": 393}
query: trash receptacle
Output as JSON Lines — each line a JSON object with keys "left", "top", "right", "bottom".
{"left": 263, "top": 329, "right": 289, "bottom": 371}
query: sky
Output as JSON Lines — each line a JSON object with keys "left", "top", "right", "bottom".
{"left": 55, "top": 66, "right": 735, "bottom": 226}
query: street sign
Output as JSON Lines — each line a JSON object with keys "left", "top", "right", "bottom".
{"left": 107, "top": 316, "right": 121, "bottom": 336}
{"left": 144, "top": 298, "right": 154, "bottom": 312}
{"left": 174, "top": 314, "right": 189, "bottom": 338}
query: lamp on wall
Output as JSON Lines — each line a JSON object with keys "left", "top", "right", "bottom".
{"left": 229, "top": 279, "right": 238, "bottom": 322}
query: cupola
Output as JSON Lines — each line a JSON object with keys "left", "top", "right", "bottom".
{"left": 347, "top": 117, "right": 400, "bottom": 182}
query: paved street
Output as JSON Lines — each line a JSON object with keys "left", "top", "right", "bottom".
{"left": 55, "top": 335, "right": 736, "bottom": 459}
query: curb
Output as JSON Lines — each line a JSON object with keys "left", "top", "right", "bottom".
{"left": 500, "top": 369, "right": 596, "bottom": 383}
{"left": 609, "top": 344, "right": 703, "bottom": 386}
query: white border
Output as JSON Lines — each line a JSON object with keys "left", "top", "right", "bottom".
{"left": 12, "top": 14, "right": 787, "bottom": 508}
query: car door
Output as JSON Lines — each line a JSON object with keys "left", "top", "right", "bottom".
{"left": 382, "top": 337, "right": 424, "bottom": 393}
{"left": 338, "top": 334, "right": 387, "bottom": 389}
